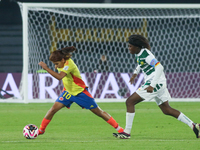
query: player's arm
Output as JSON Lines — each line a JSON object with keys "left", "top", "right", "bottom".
{"left": 38, "top": 61, "right": 66, "bottom": 80}
{"left": 150, "top": 60, "right": 163, "bottom": 87}
{"left": 145, "top": 57, "right": 163, "bottom": 92}
{"left": 129, "top": 65, "right": 140, "bottom": 84}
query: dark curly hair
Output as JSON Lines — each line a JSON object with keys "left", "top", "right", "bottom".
{"left": 128, "top": 34, "right": 151, "bottom": 50}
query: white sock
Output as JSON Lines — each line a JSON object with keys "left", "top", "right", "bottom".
{"left": 124, "top": 112, "right": 135, "bottom": 134}
{"left": 177, "top": 112, "right": 194, "bottom": 129}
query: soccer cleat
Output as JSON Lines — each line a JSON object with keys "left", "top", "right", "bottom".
{"left": 193, "top": 123, "right": 200, "bottom": 138}
{"left": 113, "top": 132, "right": 131, "bottom": 139}
{"left": 38, "top": 129, "right": 45, "bottom": 135}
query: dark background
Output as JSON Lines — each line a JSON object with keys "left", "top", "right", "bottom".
{"left": 0, "top": 0, "right": 199, "bottom": 72}
{"left": 0, "top": 0, "right": 200, "bottom": 25}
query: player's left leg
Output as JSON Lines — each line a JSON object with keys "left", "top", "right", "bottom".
{"left": 39, "top": 102, "right": 65, "bottom": 135}
{"left": 90, "top": 107, "right": 124, "bottom": 133}
{"left": 159, "top": 101, "right": 200, "bottom": 138}
{"left": 113, "top": 92, "right": 144, "bottom": 139}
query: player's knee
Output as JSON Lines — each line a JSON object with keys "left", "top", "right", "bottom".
{"left": 126, "top": 97, "right": 135, "bottom": 106}
{"left": 162, "top": 110, "right": 169, "bottom": 115}
{"left": 162, "top": 108, "right": 171, "bottom": 115}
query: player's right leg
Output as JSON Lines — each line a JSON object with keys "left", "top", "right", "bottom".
{"left": 38, "top": 90, "right": 74, "bottom": 135}
{"left": 38, "top": 102, "right": 65, "bottom": 135}
{"left": 113, "top": 92, "right": 143, "bottom": 139}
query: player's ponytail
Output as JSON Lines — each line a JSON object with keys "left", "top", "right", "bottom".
{"left": 61, "top": 46, "right": 76, "bottom": 54}
{"left": 49, "top": 46, "right": 76, "bottom": 62}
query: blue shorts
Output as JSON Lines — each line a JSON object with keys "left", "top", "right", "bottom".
{"left": 55, "top": 88, "right": 98, "bottom": 109}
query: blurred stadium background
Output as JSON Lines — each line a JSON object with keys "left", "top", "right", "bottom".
{"left": 0, "top": 0, "right": 199, "bottom": 73}
{"left": 0, "top": 0, "right": 199, "bottom": 101}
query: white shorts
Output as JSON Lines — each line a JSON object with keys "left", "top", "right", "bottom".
{"left": 136, "top": 83, "right": 171, "bottom": 105}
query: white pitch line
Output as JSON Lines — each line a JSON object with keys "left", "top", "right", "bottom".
{"left": 1, "top": 139, "right": 199, "bottom": 143}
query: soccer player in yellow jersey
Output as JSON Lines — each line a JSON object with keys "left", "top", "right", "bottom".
{"left": 38, "top": 46, "right": 124, "bottom": 135}
{"left": 113, "top": 34, "right": 200, "bottom": 139}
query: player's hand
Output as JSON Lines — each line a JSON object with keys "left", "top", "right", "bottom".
{"left": 144, "top": 86, "right": 154, "bottom": 93}
{"left": 38, "top": 61, "right": 48, "bottom": 70}
{"left": 129, "top": 74, "right": 137, "bottom": 84}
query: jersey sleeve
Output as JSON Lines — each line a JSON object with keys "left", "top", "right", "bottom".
{"left": 145, "top": 51, "right": 163, "bottom": 88}
{"left": 59, "top": 61, "right": 74, "bottom": 74}
{"left": 133, "top": 65, "right": 141, "bottom": 74}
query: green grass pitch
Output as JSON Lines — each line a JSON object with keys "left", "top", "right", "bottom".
{"left": 0, "top": 102, "right": 200, "bottom": 150}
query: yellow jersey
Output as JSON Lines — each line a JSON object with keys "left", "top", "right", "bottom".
{"left": 57, "top": 58, "right": 87, "bottom": 96}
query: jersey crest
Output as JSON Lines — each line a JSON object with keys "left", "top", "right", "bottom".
{"left": 136, "top": 49, "right": 155, "bottom": 76}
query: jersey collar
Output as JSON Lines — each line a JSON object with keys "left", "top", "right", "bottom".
{"left": 136, "top": 48, "right": 146, "bottom": 56}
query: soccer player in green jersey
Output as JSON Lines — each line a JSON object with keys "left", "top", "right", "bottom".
{"left": 113, "top": 34, "right": 200, "bottom": 139}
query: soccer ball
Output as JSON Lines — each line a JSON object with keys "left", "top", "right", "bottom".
{"left": 23, "top": 124, "right": 39, "bottom": 139}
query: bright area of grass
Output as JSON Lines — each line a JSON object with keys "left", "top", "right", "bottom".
{"left": 0, "top": 102, "right": 200, "bottom": 150}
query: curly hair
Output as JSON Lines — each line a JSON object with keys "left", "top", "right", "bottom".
{"left": 128, "top": 34, "right": 151, "bottom": 50}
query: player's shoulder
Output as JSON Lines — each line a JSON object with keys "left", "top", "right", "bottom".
{"left": 66, "top": 58, "right": 78, "bottom": 70}
{"left": 65, "top": 58, "right": 75, "bottom": 66}
{"left": 138, "top": 48, "right": 152, "bottom": 58}
{"left": 59, "top": 59, "right": 73, "bottom": 72}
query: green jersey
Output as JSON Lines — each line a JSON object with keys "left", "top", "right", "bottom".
{"left": 135, "top": 48, "right": 166, "bottom": 87}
